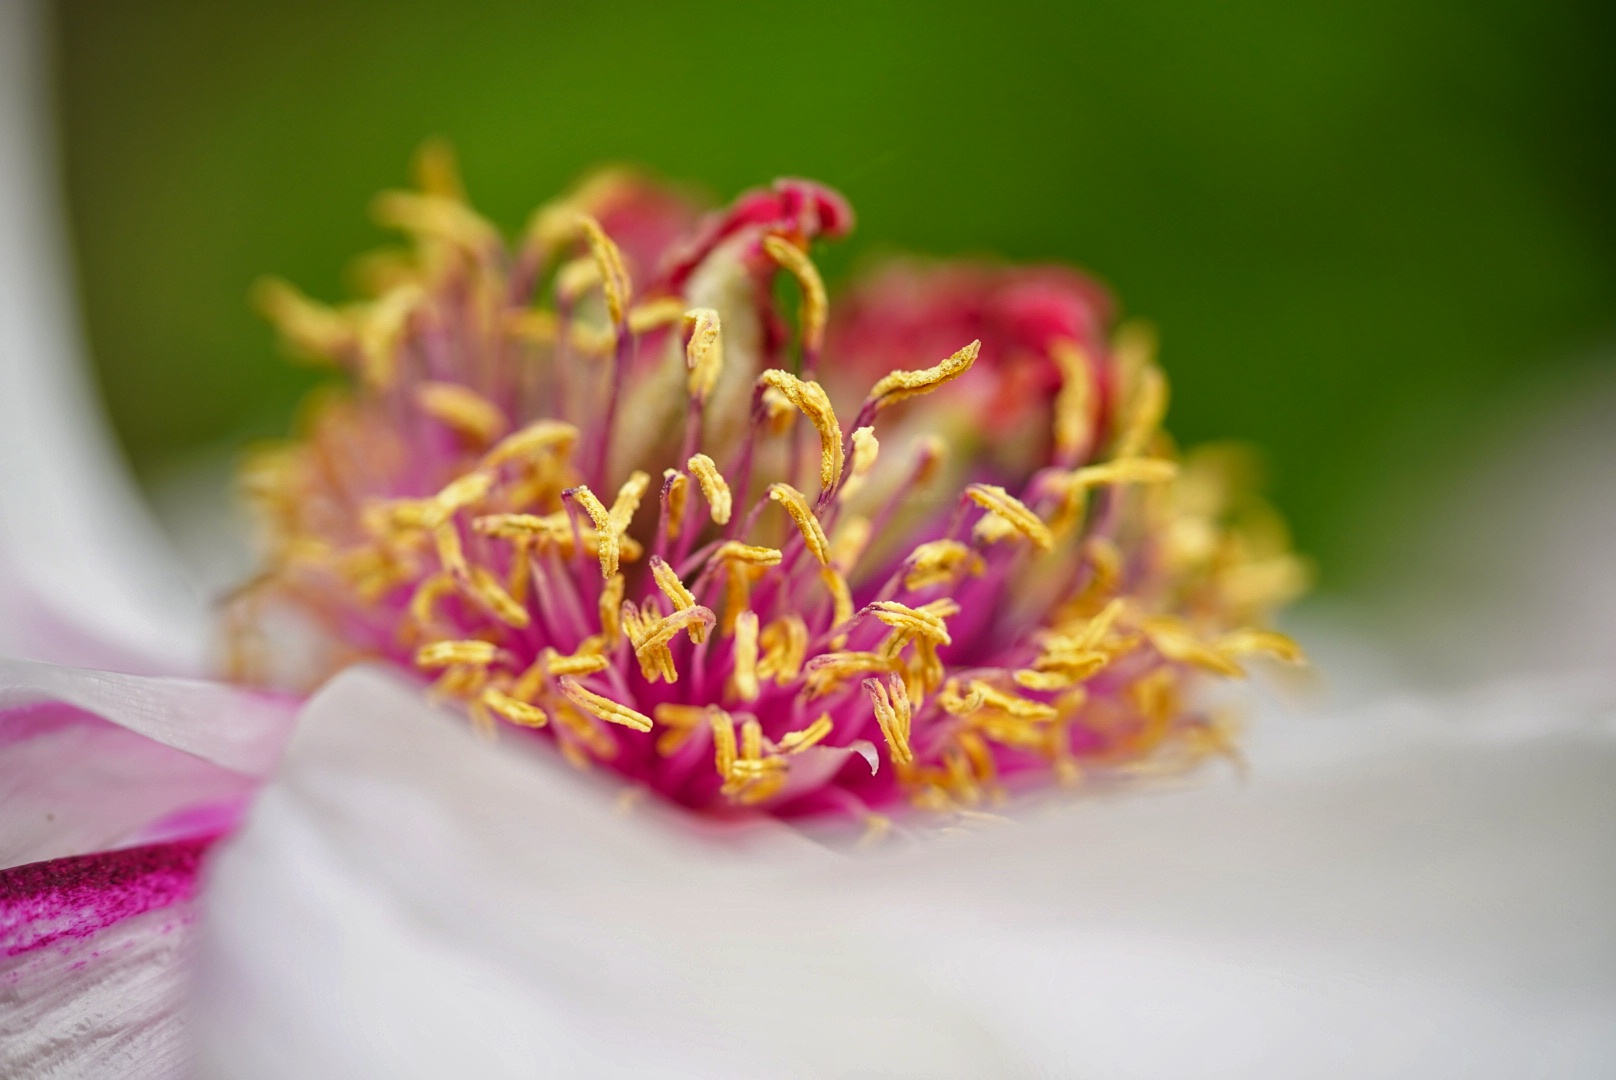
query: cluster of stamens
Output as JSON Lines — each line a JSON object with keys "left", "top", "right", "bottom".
{"left": 233, "top": 143, "right": 1308, "bottom": 824}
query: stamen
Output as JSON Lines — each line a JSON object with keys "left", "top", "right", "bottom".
{"left": 1116, "top": 364, "right": 1168, "bottom": 460}
{"left": 252, "top": 277, "right": 352, "bottom": 363}
{"left": 966, "top": 484, "right": 1054, "bottom": 551}
{"left": 564, "top": 485, "right": 619, "bottom": 578}
{"left": 1050, "top": 339, "right": 1094, "bottom": 466}
{"left": 758, "top": 370, "right": 843, "bottom": 496}
{"left": 481, "top": 688, "right": 549, "bottom": 729}
{"left": 760, "top": 235, "right": 828, "bottom": 365}
{"left": 599, "top": 573, "right": 625, "bottom": 645}
{"left": 574, "top": 215, "right": 632, "bottom": 326}
{"left": 777, "top": 714, "right": 833, "bottom": 754}
{"left": 839, "top": 426, "right": 880, "bottom": 501}
{"left": 864, "top": 600, "right": 955, "bottom": 646}
{"left": 710, "top": 709, "right": 738, "bottom": 779}
{"left": 757, "top": 614, "right": 809, "bottom": 684}
{"left": 768, "top": 483, "right": 831, "bottom": 566}
{"left": 864, "top": 675, "right": 914, "bottom": 766}
{"left": 356, "top": 285, "right": 423, "bottom": 387}
{"left": 416, "top": 640, "right": 500, "bottom": 669}
{"left": 731, "top": 611, "right": 761, "bottom": 702}
{"left": 865, "top": 340, "right": 980, "bottom": 413}
{"left": 557, "top": 676, "right": 653, "bottom": 732}
{"left": 479, "top": 420, "right": 579, "bottom": 470}
{"left": 683, "top": 308, "right": 723, "bottom": 403}
{"left": 416, "top": 382, "right": 509, "bottom": 446}
{"left": 687, "top": 454, "right": 733, "bottom": 525}
{"left": 903, "top": 539, "right": 981, "bottom": 590}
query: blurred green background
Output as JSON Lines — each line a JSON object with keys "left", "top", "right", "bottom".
{"left": 53, "top": 0, "right": 1615, "bottom": 589}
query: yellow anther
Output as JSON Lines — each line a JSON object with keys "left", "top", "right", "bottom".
{"left": 939, "top": 679, "right": 989, "bottom": 716}
{"left": 481, "top": 688, "right": 549, "bottom": 729}
{"left": 758, "top": 369, "right": 843, "bottom": 494}
{"left": 768, "top": 483, "right": 831, "bottom": 566}
{"left": 466, "top": 566, "right": 531, "bottom": 629}
{"left": 599, "top": 572, "right": 625, "bottom": 645}
{"left": 803, "top": 650, "right": 894, "bottom": 698}
{"left": 556, "top": 676, "right": 652, "bottom": 732}
{"left": 416, "top": 381, "right": 509, "bottom": 446}
{"left": 776, "top": 714, "right": 833, "bottom": 754}
{"left": 547, "top": 651, "right": 610, "bottom": 677}
{"left": 1215, "top": 628, "right": 1306, "bottom": 665}
{"left": 622, "top": 603, "right": 676, "bottom": 683}
{"left": 408, "top": 573, "right": 457, "bottom": 628}
{"left": 1050, "top": 339, "right": 1094, "bottom": 461}
{"left": 251, "top": 277, "right": 352, "bottom": 362}
{"left": 1139, "top": 616, "right": 1243, "bottom": 677}
{"left": 757, "top": 614, "right": 809, "bottom": 684}
{"left": 1063, "top": 457, "right": 1179, "bottom": 491}
{"left": 627, "top": 297, "right": 686, "bottom": 334}
{"left": 731, "top": 610, "right": 760, "bottom": 702}
{"left": 416, "top": 639, "right": 499, "bottom": 669}
{"left": 903, "top": 539, "right": 982, "bottom": 590}
{"left": 372, "top": 190, "right": 499, "bottom": 251}
{"left": 576, "top": 214, "right": 632, "bottom": 325}
{"left": 760, "top": 386, "right": 796, "bottom": 434}
{"left": 966, "top": 679, "right": 1059, "bottom": 721}
{"left": 651, "top": 703, "right": 710, "bottom": 756}
{"left": 434, "top": 522, "right": 470, "bottom": 579}
{"left": 710, "top": 709, "right": 738, "bottom": 779}
{"left": 473, "top": 512, "right": 572, "bottom": 544}
{"left": 566, "top": 485, "right": 619, "bottom": 578}
{"left": 865, "top": 599, "right": 954, "bottom": 646}
{"left": 686, "top": 453, "right": 732, "bottom": 525}
{"left": 661, "top": 470, "right": 689, "bottom": 541}
{"left": 865, "top": 675, "right": 914, "bottom": 766}
{"left": 356, "top": 284, "right": 423, "bottom": 386}
{"left": 683, "top": 308, "right": 723, "bottom": 403}
{"left": 966, "top": 484, "right": 1054, "bottom": 551}
{"left": 836, "top": 426, "right": 881, "bottom": 503}
{"left": 636, "top": 606, "right": 715, "bottom": 665}
{"left": 609, "top": 471, "right": 651, "bottom": 533}
{"left": 867, "top": 339, "right": 980, "bottom": 411}
{"left": 821, "top": 565, "right": 855, "bottom": 645}
{"left": 1116, "top": 364, "right": 1168, "bottom": 460}
{"left": 760, "top": 234, "right": 827, "bottom": 354}
{"left": 479, "top": 419, "right": 579, "bottom": 470}
{"left": 713, "top": 541, "right": 784, "bottom": 568}
{"left": 650, "top": 555, "right": 697, "bottom": 609}
{"left": 410, "top": 137, "right": 465, "bottom": 200}
{"left": 740, "top": 717, "right": 765, "bottom": 761}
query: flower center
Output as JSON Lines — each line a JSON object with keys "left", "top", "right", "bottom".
{"left": 233, "top": 142, "right": 1308, "bottom": 824}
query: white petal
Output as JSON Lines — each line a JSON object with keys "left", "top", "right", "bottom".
{"left": 1, "top": 839, "right": 211, "bottom": 1080}
{"left": 195, "top": 665, "right": 1616, "bottom": 1078}
{"left": 0, "top": 656, "right": 296, "bottom": 868}
{"left": 0, "top": 0, "right": 208, "bottom": 675}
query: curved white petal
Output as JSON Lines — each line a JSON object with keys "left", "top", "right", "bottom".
{"left": 195, "top": 665, "right": 1616, "bottom": 1078}
{"left": 1, "top": 656, "right": 296, "bottom": 868}
{"left": 0, "top": 658, "right": 296, "bottom": 1079}
{"left": 0, "top": 0, "right": 208, "bottom": 675}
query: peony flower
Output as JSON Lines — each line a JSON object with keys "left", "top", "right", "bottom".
{"left": 4, "top": 4, "right": 1614, "bottom": 1074}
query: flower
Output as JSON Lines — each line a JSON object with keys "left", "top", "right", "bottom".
{"left": 234, "top": 143, "right": 1308, "bottom": 825}
{"left": 3, "top": 5, "right": 1615, "bottom": 1072}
